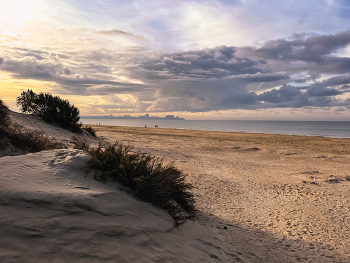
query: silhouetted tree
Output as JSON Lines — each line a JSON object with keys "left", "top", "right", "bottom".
{"left": 16, "top": 90, "right": 81, "bottom": 131}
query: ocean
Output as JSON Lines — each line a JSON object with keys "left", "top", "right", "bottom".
{"left": 81, "top": 119, "right": 350, "bottom": 139}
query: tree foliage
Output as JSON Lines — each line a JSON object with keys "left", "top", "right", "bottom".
{"left": 16, "top": 90, "right": 81, "bottom": 131}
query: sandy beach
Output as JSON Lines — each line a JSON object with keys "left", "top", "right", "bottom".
{"left": 1, "top": 112, "right": 350, "bottom": 262}
{"left": 91, "top": 125, "right": 350, "bottom": 262}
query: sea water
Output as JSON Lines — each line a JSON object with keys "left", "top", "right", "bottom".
{"left": 81, "top": 119, "right": 350, "bottom": 138}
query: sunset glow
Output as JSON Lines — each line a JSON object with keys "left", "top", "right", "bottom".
{"left": 1, "top": 0, "right": 350, "bottom": 120}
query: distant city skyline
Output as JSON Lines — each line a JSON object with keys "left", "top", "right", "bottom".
{"left": 81, "top": 113, "right": 184, "bottom": 120}
{"left": 1, "top": 0, "right": 350, "bottom": 120}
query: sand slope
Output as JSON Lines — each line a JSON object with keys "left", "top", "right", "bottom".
{"left": 8, "top": 111, "right": 78, "bottom": 142}
{"left": 0, "top": 113, "right": 237, "bottom": 262}
{"left": 0, "top": 149, "right": 234, "bottom": 262}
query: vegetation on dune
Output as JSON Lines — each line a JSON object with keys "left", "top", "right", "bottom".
{"left": 3, "top": 94, "right": 195, "bottom": 223}
{"left": 82, "top": 126, "right": 97, "bottom": 137}
{"left": 0, "top": 98, "right": 66, "bottom": 153}
{"left": 0, "top": 99, "right": 10, "bottom": 128}
{"left": 16, "top": 89, "right": 81, "bottom": 132}
{"left": 71, "top": 135, "right": 91, "bottom": 152}
{"left": 71, "top": 136, "right": 196, "bottom": 223}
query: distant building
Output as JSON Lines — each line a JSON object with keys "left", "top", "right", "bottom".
{"left": 165, "top": 115, "right": 175, "bottom": 119}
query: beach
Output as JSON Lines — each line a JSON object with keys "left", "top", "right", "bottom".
{"left": 1, "top": 112, "right": 350, "bottom": 262}
{"left": 92, "top": 125, "right": 350, "bottom": 262}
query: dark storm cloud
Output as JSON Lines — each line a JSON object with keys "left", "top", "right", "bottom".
{"left": 0, "top": 57, "right": 3, "bottom": 65}
{"left": 256, "top": 30, "right": 350, "bottom": 62}
{"left": 0, "top": 56, "right": 145, "bottom": 92}
{"left": 307, "top": 85, "right": 343, "bottom": 96}
{"left": 224, "top": 73, "right": 289, "bottom": 82}
{"left": 12, "top": 47, "right": 49, "bottom": 57}
{"left": 1, "top": 57, "right": 73, "bottom": 81}
{"left": 135, "top": 32, "right": 350, "bottom": 112}
{"left": 141, "top": 46, "right": 264, "bottom": 79}
{"left": 56, "top": 75, "right": 142, "bottom": 87}
{"left": 259, "top": 85, "right": 303, "bottom": 104}
{"left": 258, "top": 84, "right": 345, "bottom": 108}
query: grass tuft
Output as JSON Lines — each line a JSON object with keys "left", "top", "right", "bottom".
{"left": 71, "top": 135, "right": 91, "bottom": 151}
{"left": 80, "top": 139, "right": 195, "bottom": 224}
{"left": 82, "top": 126, "right": 97, "bottom": 137}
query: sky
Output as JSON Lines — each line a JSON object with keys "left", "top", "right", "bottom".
{"left": 1, "top": 0, "right": 350, "bottom": 120}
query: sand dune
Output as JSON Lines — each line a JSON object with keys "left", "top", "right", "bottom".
{"left": 0, "top": 113, "right": 234, "bottom": 262}
{"left": 0, "top": 149, "right": 232, "bottom": 262}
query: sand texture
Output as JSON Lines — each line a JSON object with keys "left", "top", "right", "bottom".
{"left": 91, "top": 125, "right": 350, "bottom": 262}
{"left": 0, "top": 149, "right": 232, "bottom": 262}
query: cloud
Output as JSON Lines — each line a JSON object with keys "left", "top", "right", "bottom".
{"left": 140, "top": 46, "right": 263, "bottom": 79}
{"left": 0, "top": 56, "right": 145, "bottom": 93}
{"left": 256, "top": 30, "right": 350, "bottom": 62}
{"left": 295, "top": 19, "right": 305, "bottom": 25}
{"left": 224, "top": 73, "right": 289, "bottom": 82}
{"left": 2, "top": 30, "right": 350, "bottom": 114}
{"left": 94, "top": 29, "right": 146, "bottom": 40}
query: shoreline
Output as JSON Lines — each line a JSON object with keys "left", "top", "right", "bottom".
{"left": 90, "top": 125, "right": 350, "bottom": 155}
{"left": 81, "top": 119, "right": 350, "bottom": 139}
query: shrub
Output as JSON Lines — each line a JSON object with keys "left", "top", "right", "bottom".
{"left": 16, "top": 89, "right": 81, "bottom": 132}
{"left": 0, "top": 123, "right": 67, "bottom": 153}
{"left": 82, "top": 126, "right": 97, "bottom": 137}
{"left": 0, "top": 99, "right": 10, "bottom": 128}
{"left": 9, "top": 128, "right": 67, "bottom": 153}
{"left": 79, "top": 140, "right": 195, "bottom": 223}
{"left": 70, "top": 135, "right": 91, "bottom": 151}
{"left": 0, "top": 98, "right": 67, "bottom": 154}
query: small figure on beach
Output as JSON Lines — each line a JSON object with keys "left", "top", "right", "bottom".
{"left": 155, "top": 125, "right": 159, "bottom": 128}
{"left": 145, "top": 125, "right": 147, "bottom": 128}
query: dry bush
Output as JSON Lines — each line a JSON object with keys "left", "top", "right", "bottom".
{"left": 0, "top": 99, "right": 10, "bottom": 126}
{"left": 0, "top": 100, "right": 66, "bottom": 153}
{"left": 70, "top": 135, "right": 91, "bottom": 151}
{"left": 84, "top": 140, "right": 195, "bottom": 224}
{"left": 8, "top": 127, "right": 67, "bottom": 153}
{"left": 82, "top": 126, "right": 97, "bottom": 137}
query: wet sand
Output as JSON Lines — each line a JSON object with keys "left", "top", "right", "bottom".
{"left": 93, "top": 125, "right": 350, "bottom": 262}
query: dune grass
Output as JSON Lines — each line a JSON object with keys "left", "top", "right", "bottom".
{"left": 72, "top": 136, "right": 195, "bottom": 223}
{"left": 82, "top": 126, "right": 97, "bottom": 137}
{"left": 0, "top": 99, "right": 67, "bottom": 153}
